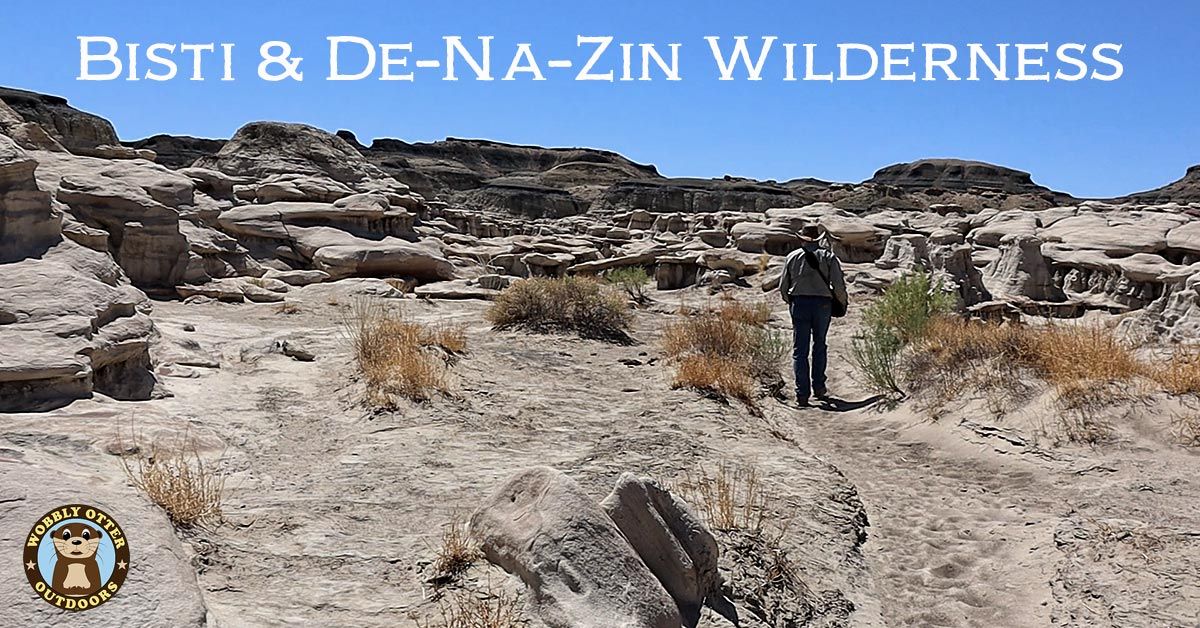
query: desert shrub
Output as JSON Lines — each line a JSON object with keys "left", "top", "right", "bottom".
{"left": 908, "top": 317, "right": 1150, "bottom": 442}
{"left": 663, "top": 300, "right": 785, "bottom": 403}
{"left": 850, "top": 270, "right": 956, "bottom": 396}
{"left": 342, "top": 299, "right": 464, "bottom": 406}
{"left": 120, "top": 431, "right": 225, "bottom": 529}
{"left": 605, "top": 266, "right": 650, "bottom": 304}
{"left": 486, "top": 277, "right": 632, "bottom": 342}
{"left": 429, "top": 518, "right": 480, "bottom": 587}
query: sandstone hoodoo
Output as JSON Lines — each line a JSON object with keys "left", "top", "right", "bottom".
{"left": 2, "top": 84, "right": 1200, "bottom": 627}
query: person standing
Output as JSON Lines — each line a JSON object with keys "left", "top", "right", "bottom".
{"left": 778, "top": 224, "right": 848, "bottom": 405}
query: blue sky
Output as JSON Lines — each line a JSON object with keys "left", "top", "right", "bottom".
{"left": 0, "top": 0, "right": 1196, "bottom": 197}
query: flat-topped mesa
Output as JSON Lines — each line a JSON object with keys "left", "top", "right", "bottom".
{"left": 124, "top": 134, "right": 226, "bottom": 170}
{"left": 1122, "top": 164, "right": 1200, "bottom": 205}
{"left": 868, "top": 158, "right": 1065, "bottom": 196}
{"left": 0, "top": 87, "right": 118, "bottom": 156}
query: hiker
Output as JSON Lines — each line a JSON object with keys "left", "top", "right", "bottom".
{"left": 779, "top": 224, "right": 848, "bottom": 405}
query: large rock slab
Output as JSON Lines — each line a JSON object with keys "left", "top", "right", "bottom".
{"left": 470, "top": 467, "right": 681, "bottom": 628}
{"left": 601, "top": 473, "right": 721, "bottom": 627}
{"left": 0, "top": 450, "right": 208, "bottom": 626}
{"left": 0, "top": 241, "right": 157, "bottom": 411}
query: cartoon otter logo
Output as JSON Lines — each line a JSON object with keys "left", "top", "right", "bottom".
{"left": 23, "top": 504, "right": 130, "bottom": 611}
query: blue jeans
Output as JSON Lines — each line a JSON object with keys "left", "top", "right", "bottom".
{"left": 789, "top": 296, "right": 832, "bottom": 399}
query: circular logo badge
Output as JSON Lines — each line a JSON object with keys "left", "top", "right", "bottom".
{"left": 22, "top": 504, "right": 130, "bottom": 611}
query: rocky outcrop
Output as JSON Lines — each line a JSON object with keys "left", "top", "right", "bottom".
{"left": 984, "top": 234, "right": 1065, "bottom": 303}
{"left": 0, "top": 136, "right": 58, "bottom": 262}
{"left": 0, "top": 137, "right": 157, "bottom": 411}
{"left": 601, "top": 474, "right": 722, "bottom": 627}
{"left": 470, "top": 467, "right": 683, "bottom": 628}
{"left": 195, "top": 122, "right": 398, "bottom": 188}
{"left": 869, "top": 158, "right": 1063, "bottom": 196}
{"left": 124, "top": 134, "right": 226, "bottom": 169}
{"left": 32, "top": 151, "right": 195, "bottom": 289}
{"left": 0, "top": 87, "right": 118, "bottom": 156}
{"left": 1122, "top": 164, "right": 1200, "bottom": 205}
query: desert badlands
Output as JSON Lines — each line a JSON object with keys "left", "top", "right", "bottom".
{"left": 1, "top": 85, "right": 1199, "bottom": 627}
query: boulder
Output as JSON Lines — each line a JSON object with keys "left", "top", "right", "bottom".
{"left": 0, "top": 241, "right": 157, "bottom": 411}
{"left": 470, "top": 467, "right": 681, "bottom": 628}
{"left": 0, "top": 459, "right": 209, "bottom": 626}
{"left": 984, "top": 234, "right": 1065, "bottom": 302}
{"left": 311, "top": 239, "right": 455, "bottom": 281}
{"left": 600, "top": 474, "right": 721, "bottom": 627}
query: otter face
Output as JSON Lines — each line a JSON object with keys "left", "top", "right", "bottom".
{"left": 51, "top": 523, "right": 101, "bottom": 560}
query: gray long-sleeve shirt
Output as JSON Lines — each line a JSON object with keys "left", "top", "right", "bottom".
{"left": 779, "top": 242, "right": 848, "bottom": 303}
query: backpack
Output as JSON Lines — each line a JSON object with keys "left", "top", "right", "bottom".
{"left": 803, "top": 248, "right": 848, "bottom": 318}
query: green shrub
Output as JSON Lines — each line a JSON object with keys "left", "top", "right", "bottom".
{"left": 486, "top": 277, "right": 632, "bottom": 342}
{"left": 605, "top": 266, "right": 651, "bottom": 304}
{"left": 850, "top": 270, "right": 956, "bottom": 397}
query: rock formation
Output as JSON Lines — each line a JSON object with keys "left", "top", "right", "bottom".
{"left": 4, "top": 82, "right": 1200, "bottom": 409}
{"left": 470, "top": 467, "right": 683, "bottom": 628}
{"left": 0, "top": 134, "right": 157, "bottom": 411}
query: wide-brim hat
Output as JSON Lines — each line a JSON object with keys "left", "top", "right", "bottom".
{"left": 799, "top": 224, "right": 821, "bottom": 241}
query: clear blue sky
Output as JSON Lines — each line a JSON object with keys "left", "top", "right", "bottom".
{"left": 1, "top": 0, "right": 1196, "bottom": 197}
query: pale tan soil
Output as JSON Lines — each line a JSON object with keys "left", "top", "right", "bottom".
{"left": 3, "top": 281, "right": 1198, "bottom": 627}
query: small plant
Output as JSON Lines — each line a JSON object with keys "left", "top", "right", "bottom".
{"left": 1150, "top": 348, "right": 1200, "bottom": 396}
{"left": 486, "top": 277, "right": 631, "bottom": 342}
{"left": 849, "top": 329, "right": 905, "bottom": 397}
{"left": 675, "top": 462, "right": 769, "bottom": 533}
{"left": 849, "top": 270, "right": 956, "bottom": 397}
{"left": 120, "top": 430, "right": 225, "bottom": 530}
{"left": 663, "top": 300, "right": 784, "bottom": 404}
{"left": 417, "top": 580, "right": 526, "bottom": 628}
{"left": 342, "top": 298, "right": 465, "bottom": 406}
{"left": 605, "top": 266, "right": 651, "bottom": 304}
{"left": 429, "top": 518, "right": 480, "bottom": 587}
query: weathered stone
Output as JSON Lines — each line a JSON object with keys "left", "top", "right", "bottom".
{"left": 470, "top": 467, "right": 681, "bottom": 628}
{"left": 601, "top": 473, "right": 721, "bottom": 627}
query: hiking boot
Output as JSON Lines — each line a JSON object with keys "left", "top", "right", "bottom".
{"left": 813, "top": 387, "right": 828, "bottom": 399}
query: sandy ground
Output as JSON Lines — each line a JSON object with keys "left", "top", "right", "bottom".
{"left": 5, "top": 281, "right": 1199, "bottom": 627}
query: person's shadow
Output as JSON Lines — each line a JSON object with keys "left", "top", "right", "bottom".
{"left": 815, "top": 394, "right": 886, "bottom": 412}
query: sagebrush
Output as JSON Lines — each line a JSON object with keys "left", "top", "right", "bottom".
{"left": 849, "top": 270, "right": 956, "bottom": 397}
{"left": 605, "top": 266, "right": 651, "bottom": 304}
{"left": 486, "top": 277, "right": 631, "bottom": 342}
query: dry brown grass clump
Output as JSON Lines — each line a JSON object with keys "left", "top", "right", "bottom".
{"left": 485, "top": 277, "right": 631, "bottom": 342}
{"left": 273, "top": 301, "right": 302, "bottom": 315}
{"left": 343, "top": 299, "right": 465, "bottom": 406}
{"left": 120, "top": 431, "right": 225, "bottom": 529}
{"left": 416, "top": 582, "right": 526, "bottom": 628}
{"left": 1150, "top": 348, "right": 1200, "bottom": 396}
{"left": 910, "top": 317, "right": 1177, "bottom": 443}
{"left": 663, "top": 300, "right": 785, "bottom": 403}
{"left": 675, "top": 462, "right": 769, "bottom": 533}
{"left": 429, "top": 519, "right": 481, "bottom": 587}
